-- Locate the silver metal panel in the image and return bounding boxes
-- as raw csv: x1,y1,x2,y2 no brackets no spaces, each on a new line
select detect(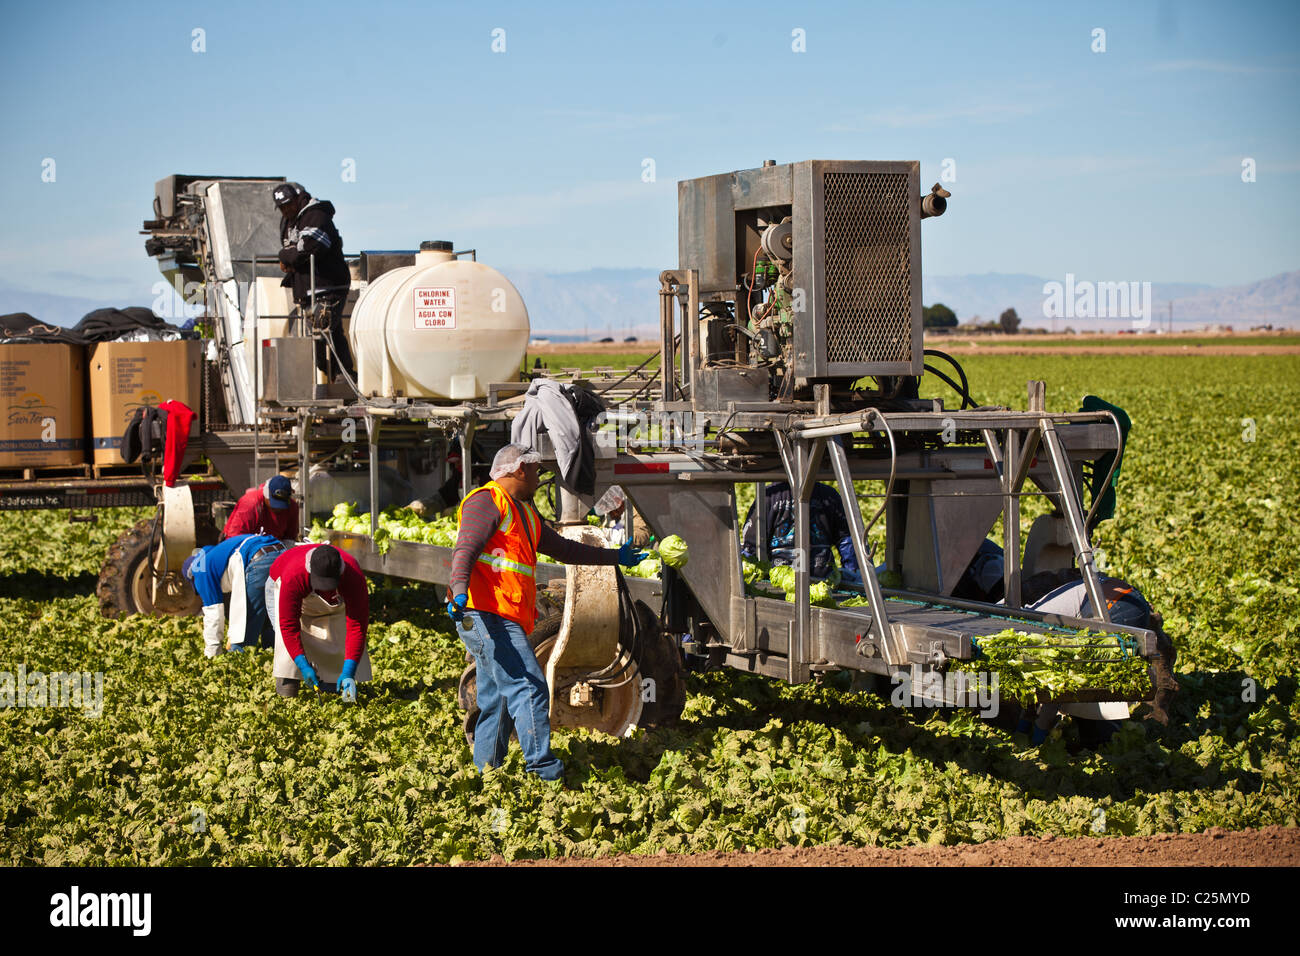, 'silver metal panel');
899,475,1004,595
694,366,770,408
677,173,736,293
261,338,317,404
624,483,740,645
204,180,285,287
792,161,817,385
730,163,793,210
